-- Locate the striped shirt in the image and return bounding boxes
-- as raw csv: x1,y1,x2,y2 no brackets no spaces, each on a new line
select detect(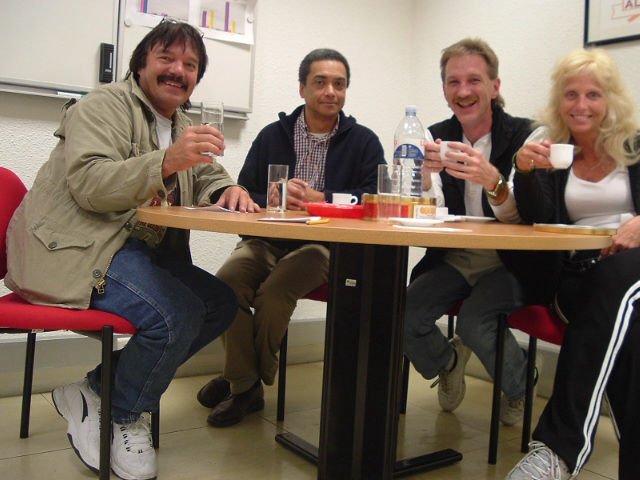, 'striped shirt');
293,110,339,191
